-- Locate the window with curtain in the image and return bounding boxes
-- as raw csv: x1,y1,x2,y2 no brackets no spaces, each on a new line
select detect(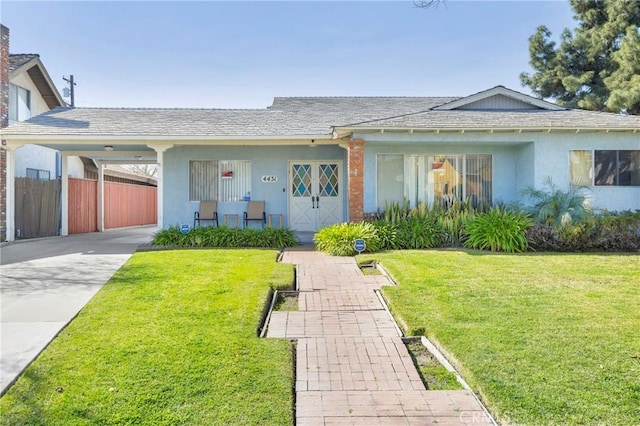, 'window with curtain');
376,154,492,210
189,160,251,201
569,150,593,186
570,150,640,186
